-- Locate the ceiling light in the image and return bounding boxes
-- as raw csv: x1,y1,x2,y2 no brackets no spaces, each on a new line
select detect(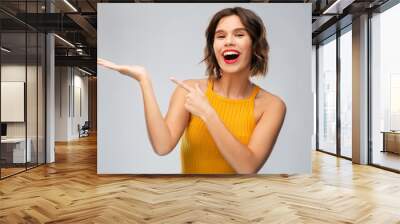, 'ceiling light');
1,47,11,53
323,0,341,14
322,0,353,15
63,0,78,12
54,34,75,48
78,67,92,76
